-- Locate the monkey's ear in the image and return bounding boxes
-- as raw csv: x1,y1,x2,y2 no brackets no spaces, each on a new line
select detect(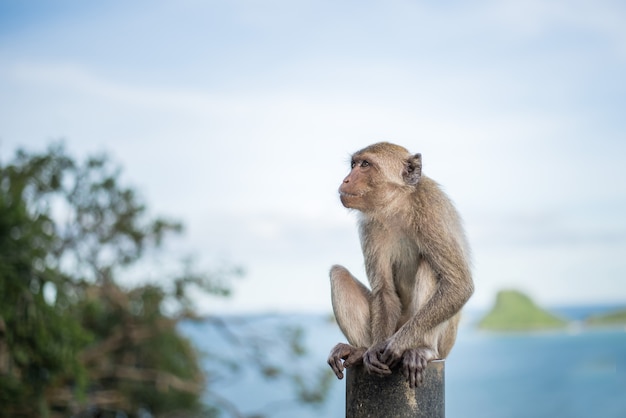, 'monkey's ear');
404,153,422,185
